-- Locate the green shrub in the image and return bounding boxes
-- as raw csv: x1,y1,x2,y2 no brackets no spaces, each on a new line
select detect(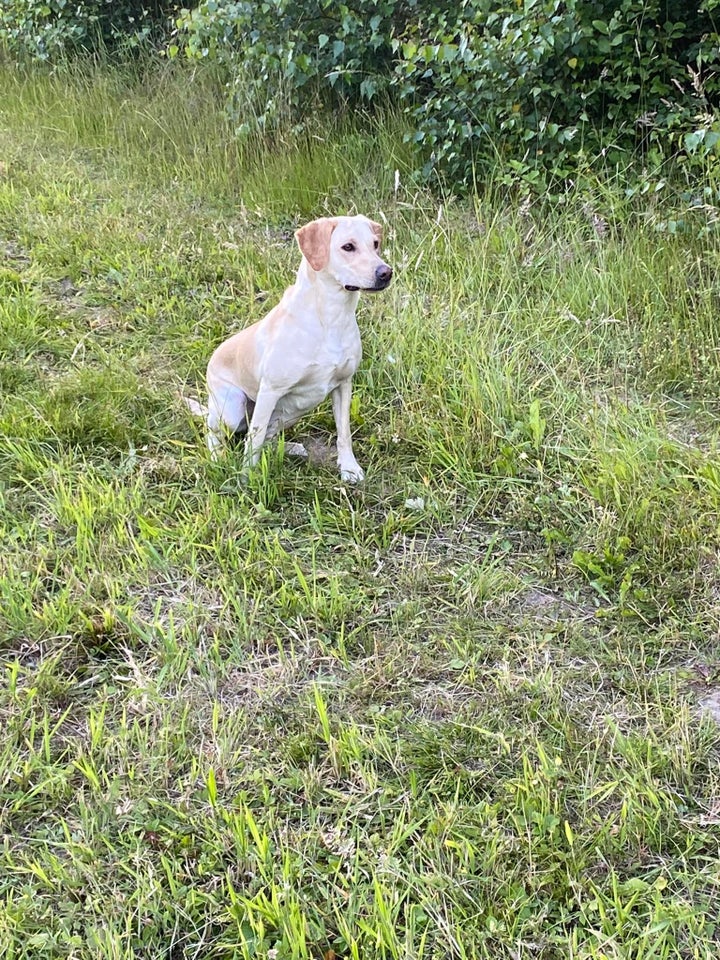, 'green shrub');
0,0,174,59
4,0,720,189
174,0,426,131
175,0,720,188
395,0,720,186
